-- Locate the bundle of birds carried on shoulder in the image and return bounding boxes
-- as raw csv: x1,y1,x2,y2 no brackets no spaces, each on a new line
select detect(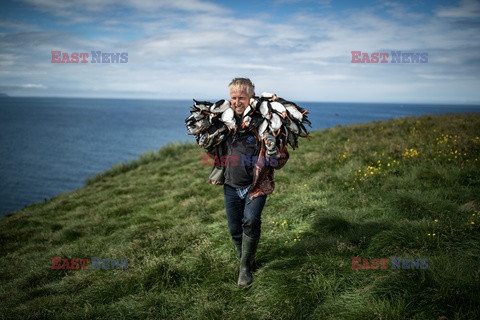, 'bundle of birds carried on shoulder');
185,92,312,153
